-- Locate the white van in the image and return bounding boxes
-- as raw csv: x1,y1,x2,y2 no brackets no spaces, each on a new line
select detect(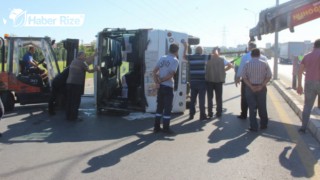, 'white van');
94,28,199,113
